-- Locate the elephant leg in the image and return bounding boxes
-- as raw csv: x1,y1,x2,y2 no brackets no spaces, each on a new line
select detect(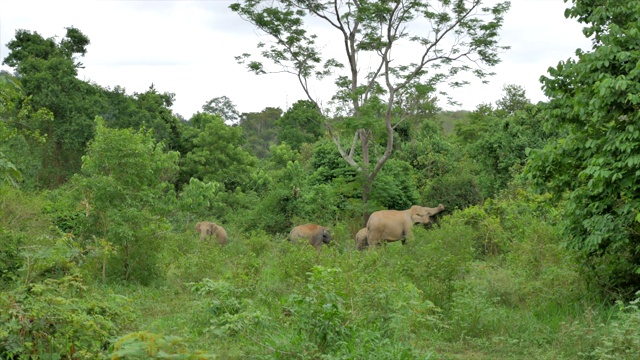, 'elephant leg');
367,230,380,247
